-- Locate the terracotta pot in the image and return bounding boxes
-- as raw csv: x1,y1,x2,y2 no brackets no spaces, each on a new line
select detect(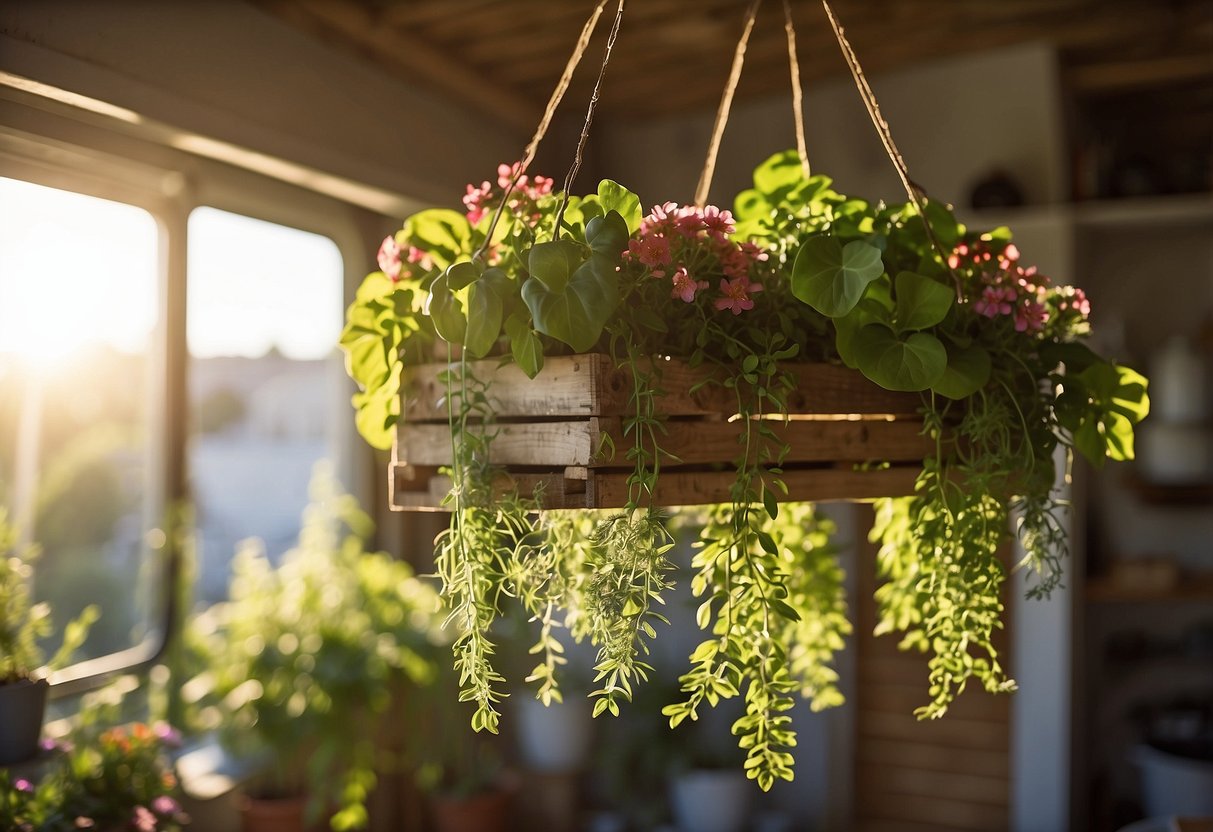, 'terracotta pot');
0,677,48,765
239,792,309,832
430,789,511,832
